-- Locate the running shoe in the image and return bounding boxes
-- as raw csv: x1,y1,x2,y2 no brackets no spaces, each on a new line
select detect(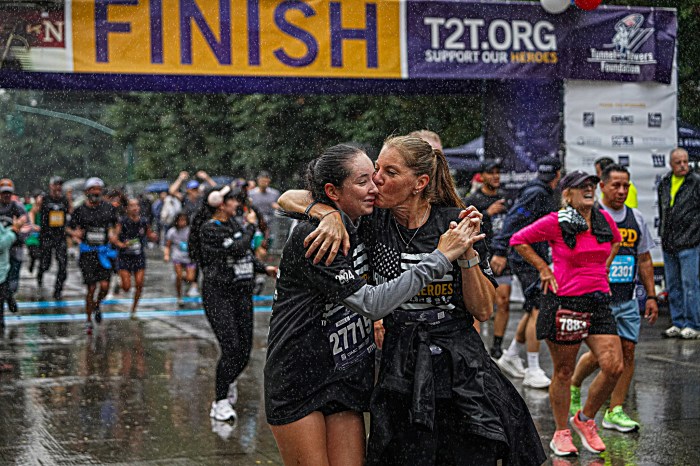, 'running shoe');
187,284,200,297
497,354,526,378
177,298,185,307
680,328,700,339
569,385,582,416
549,429,578,457
210,399,237,422
663,325,682,338
210,419,234,440
602,406,640,432
94,303,102,324
570,410,606,453
490,345,503,360
523,368,551,389
85,321,93,335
